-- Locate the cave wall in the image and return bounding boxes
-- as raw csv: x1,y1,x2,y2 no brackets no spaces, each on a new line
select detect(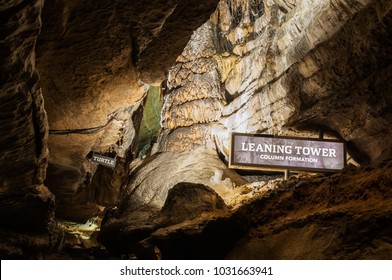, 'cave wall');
158,0,392,165
1,0,392,259
0,0,59,256
34,0,219,221
0,0,220,256
100,0,392,256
